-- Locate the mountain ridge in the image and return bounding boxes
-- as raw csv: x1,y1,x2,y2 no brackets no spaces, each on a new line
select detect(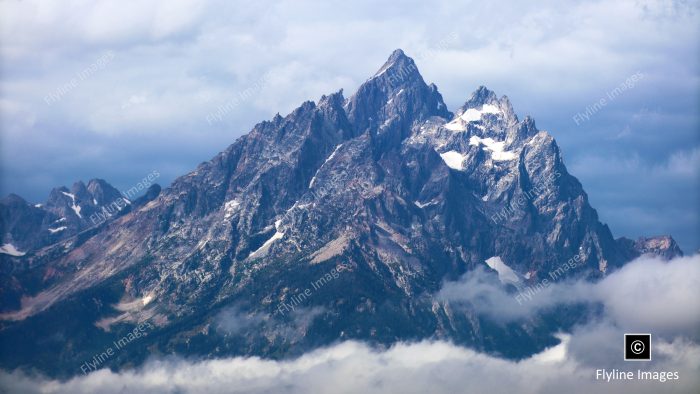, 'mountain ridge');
0,49,683,378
